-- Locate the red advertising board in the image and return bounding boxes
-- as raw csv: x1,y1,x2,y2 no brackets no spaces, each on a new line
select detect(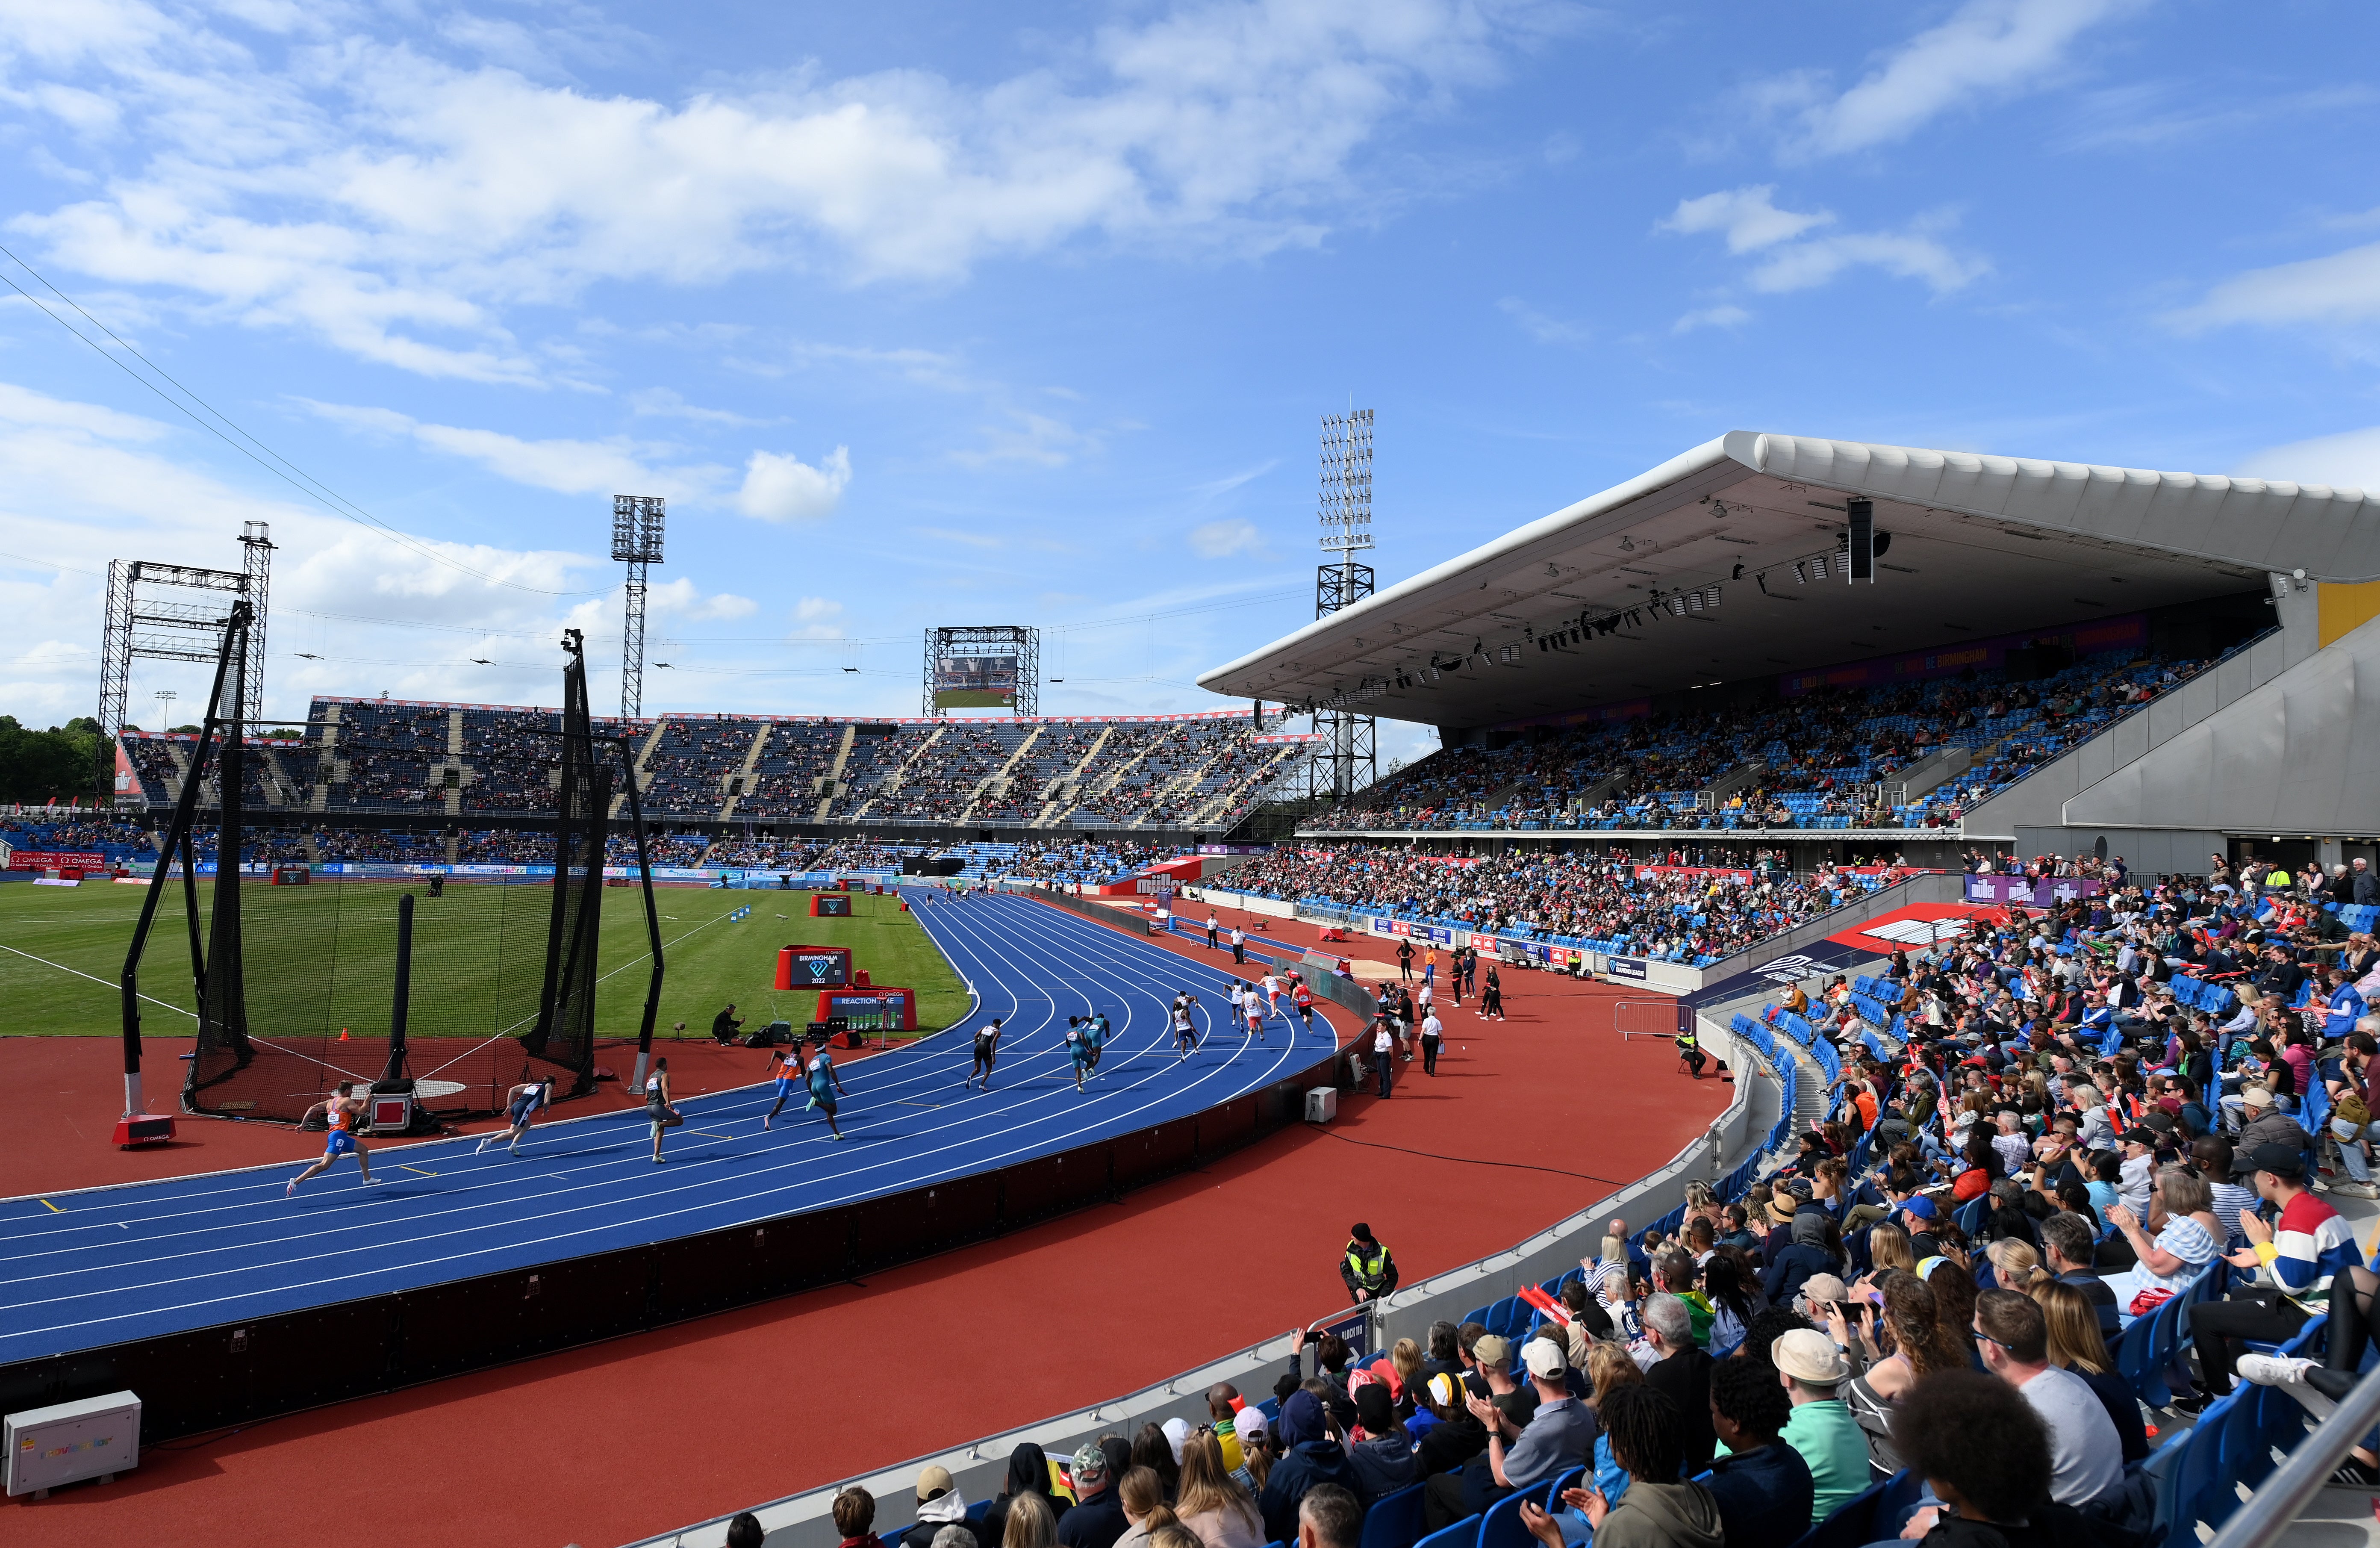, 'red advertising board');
7,851,108,871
